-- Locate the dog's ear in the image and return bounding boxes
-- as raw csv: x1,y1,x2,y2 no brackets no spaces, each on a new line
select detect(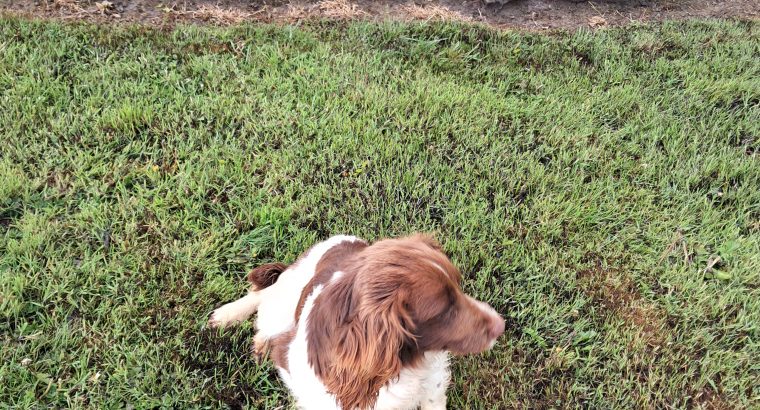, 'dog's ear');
407,232,443,252
307,274,414,410
306,276,357,377
406,233,462,285
247,263,288,290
